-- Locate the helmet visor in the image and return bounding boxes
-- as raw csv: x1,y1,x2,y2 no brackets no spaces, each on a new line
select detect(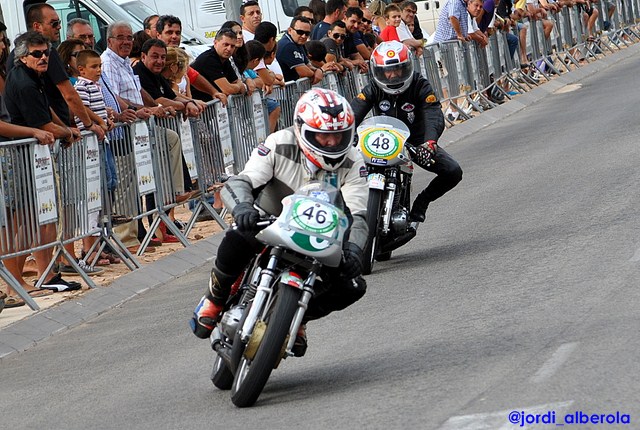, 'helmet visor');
372,62,413,89
304,129,353,155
